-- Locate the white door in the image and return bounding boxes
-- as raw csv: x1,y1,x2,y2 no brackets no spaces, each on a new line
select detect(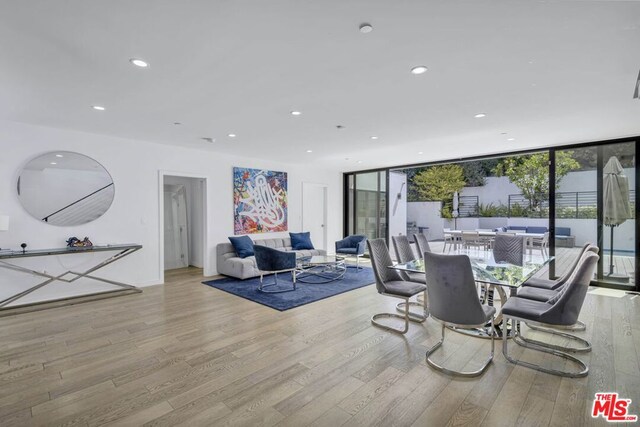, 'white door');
302,182,328,251
164,184,189,270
